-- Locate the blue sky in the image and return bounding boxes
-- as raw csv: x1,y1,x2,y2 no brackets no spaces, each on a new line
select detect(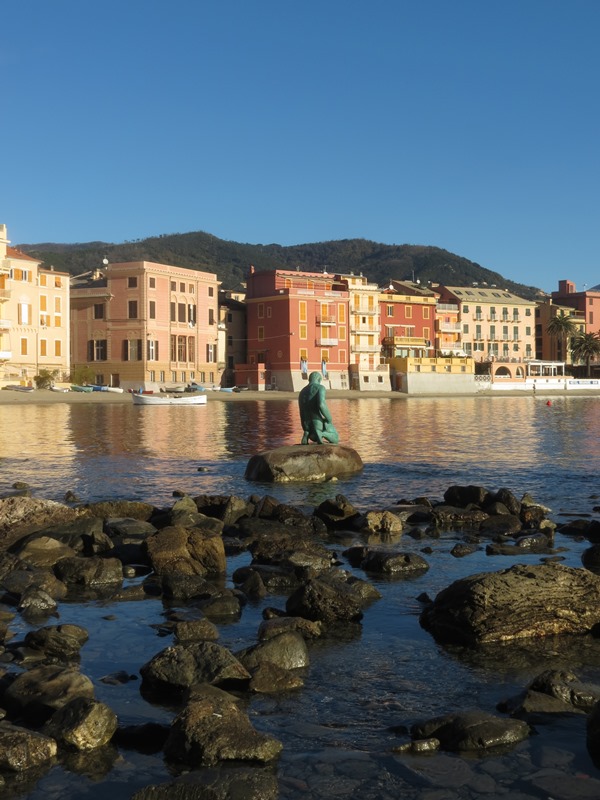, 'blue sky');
3,0,599,293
